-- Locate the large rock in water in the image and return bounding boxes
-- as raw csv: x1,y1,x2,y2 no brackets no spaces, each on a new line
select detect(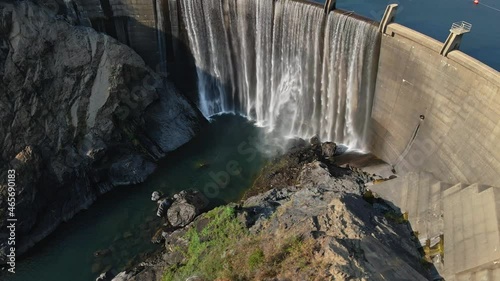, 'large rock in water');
167,190,208,227
0,1,204,262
